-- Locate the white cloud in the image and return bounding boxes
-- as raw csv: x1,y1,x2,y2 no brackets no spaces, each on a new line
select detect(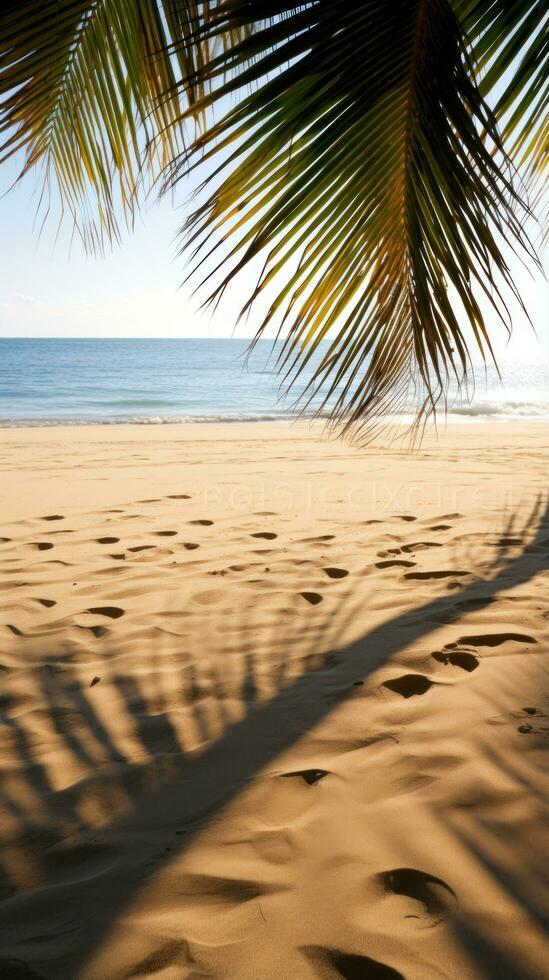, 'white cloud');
13,292,39,305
